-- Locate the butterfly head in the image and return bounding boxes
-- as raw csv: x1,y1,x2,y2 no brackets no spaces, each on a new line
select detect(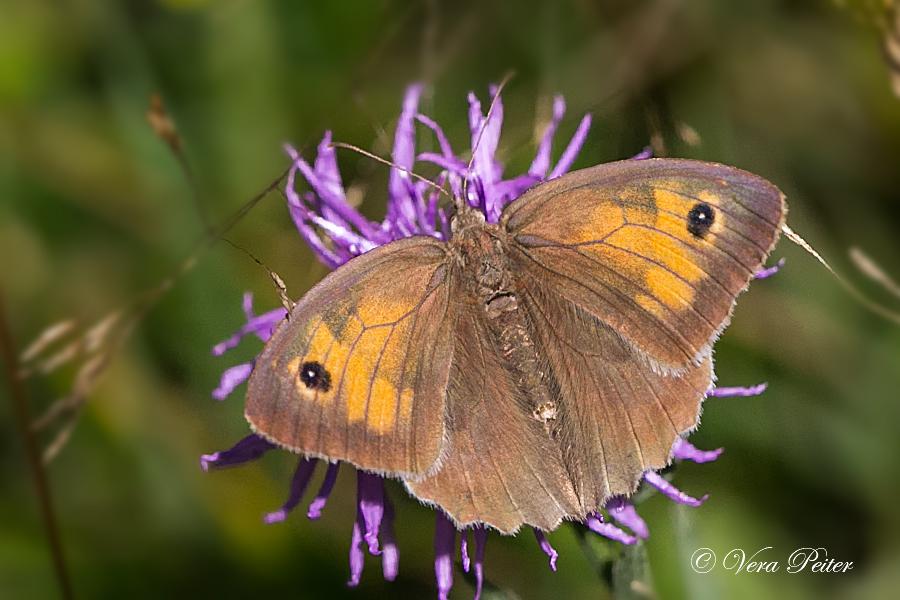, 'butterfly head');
449,200,486,237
